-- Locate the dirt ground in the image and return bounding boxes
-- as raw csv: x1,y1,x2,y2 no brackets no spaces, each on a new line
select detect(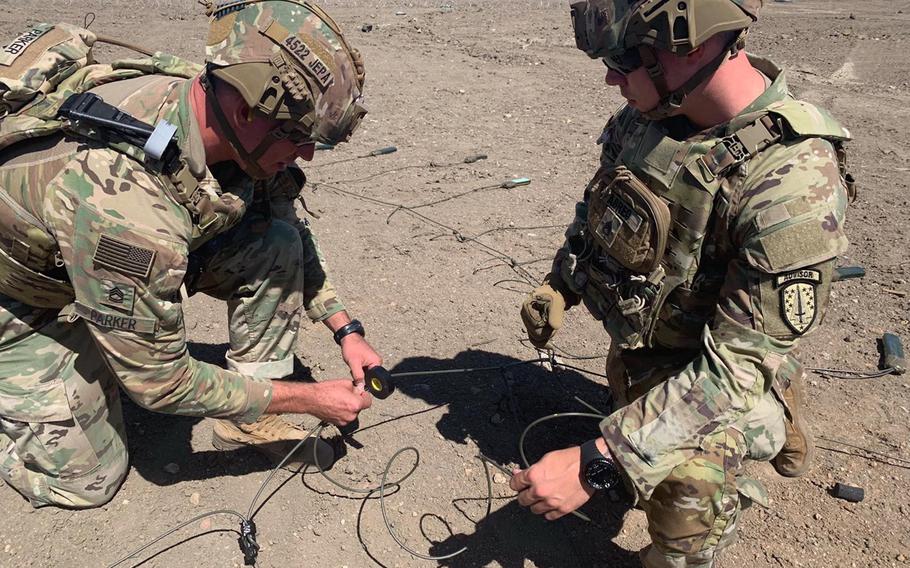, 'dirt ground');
2,0,910,566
